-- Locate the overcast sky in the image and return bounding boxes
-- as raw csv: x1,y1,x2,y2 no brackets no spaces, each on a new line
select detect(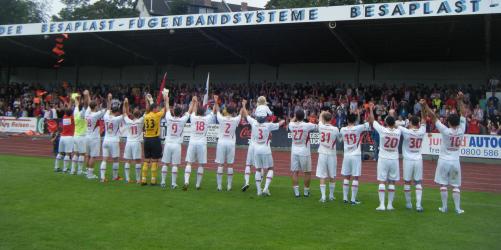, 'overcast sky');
49,0,269,16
